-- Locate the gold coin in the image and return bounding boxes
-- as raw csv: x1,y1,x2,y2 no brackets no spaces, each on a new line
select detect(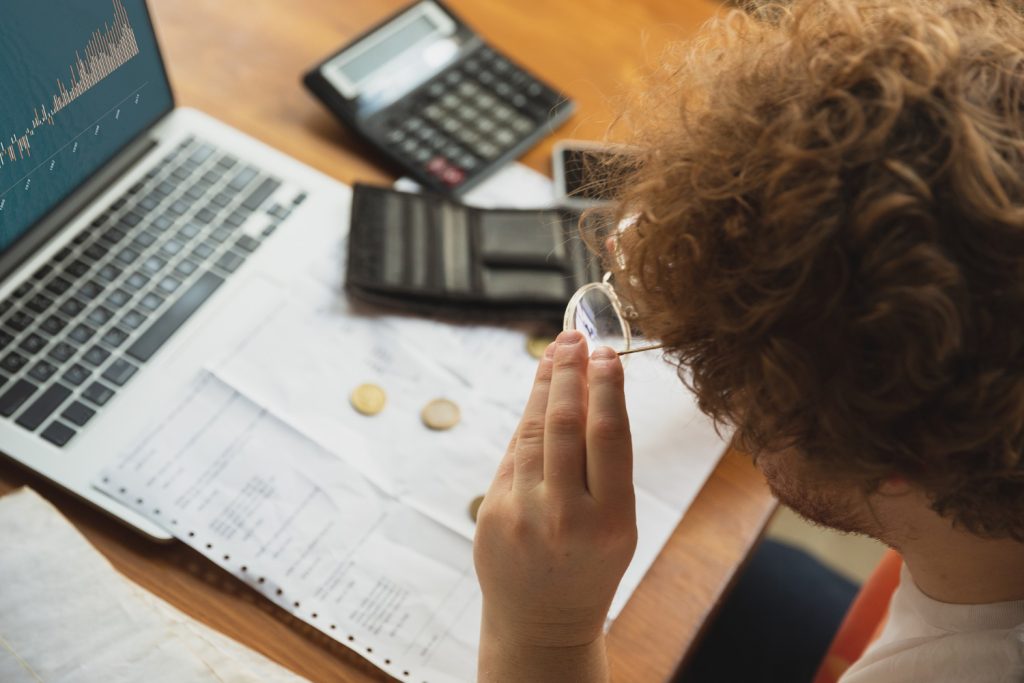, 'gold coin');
525,334,554,360
421,398,461,430
350,383,387,416
468,495,485,523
